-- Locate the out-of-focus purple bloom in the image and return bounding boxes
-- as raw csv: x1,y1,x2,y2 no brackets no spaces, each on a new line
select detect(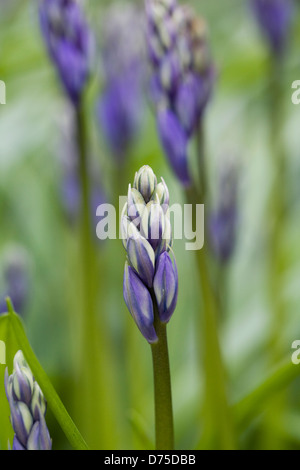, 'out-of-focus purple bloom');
209,158,239,264
251,0,294,56
145,0,214,186
97,3,146,161
0,247,29,316
122,166,178,343
157,107,190,186
39,0,92,106
5,351,52,451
